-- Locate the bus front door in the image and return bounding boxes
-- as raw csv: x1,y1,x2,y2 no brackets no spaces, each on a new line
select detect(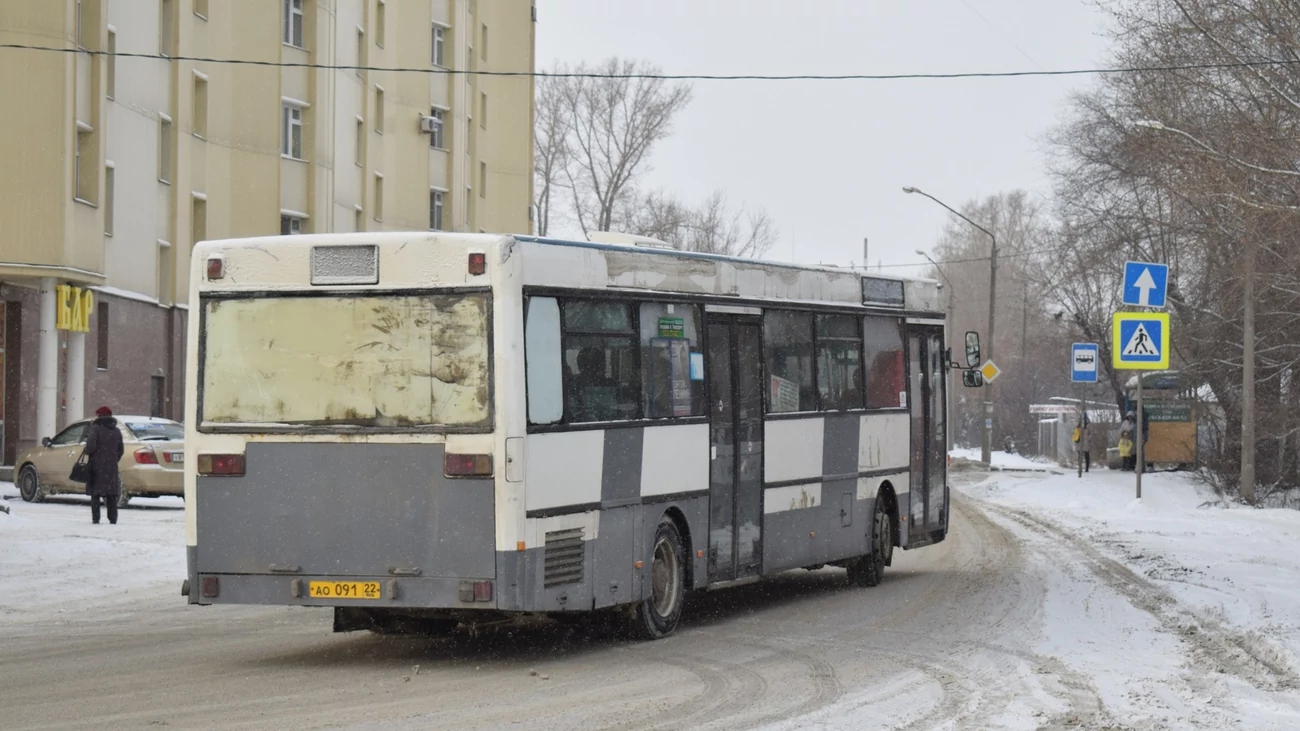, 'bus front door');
706,315,764,583
906,325,949,548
